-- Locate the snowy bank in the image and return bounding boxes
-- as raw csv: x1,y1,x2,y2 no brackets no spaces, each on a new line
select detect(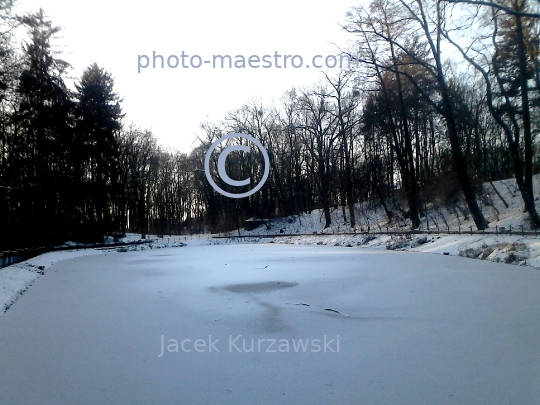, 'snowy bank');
0,249,105,315
211,233,540,270
212,175,540,269
0,234,192,317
